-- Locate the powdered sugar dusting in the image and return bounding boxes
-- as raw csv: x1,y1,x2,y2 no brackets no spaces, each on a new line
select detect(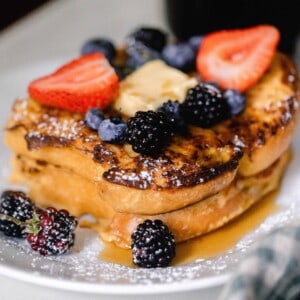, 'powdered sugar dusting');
1,106,300,293
10,99,86,143
28,114,85,141
0,198,300,291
